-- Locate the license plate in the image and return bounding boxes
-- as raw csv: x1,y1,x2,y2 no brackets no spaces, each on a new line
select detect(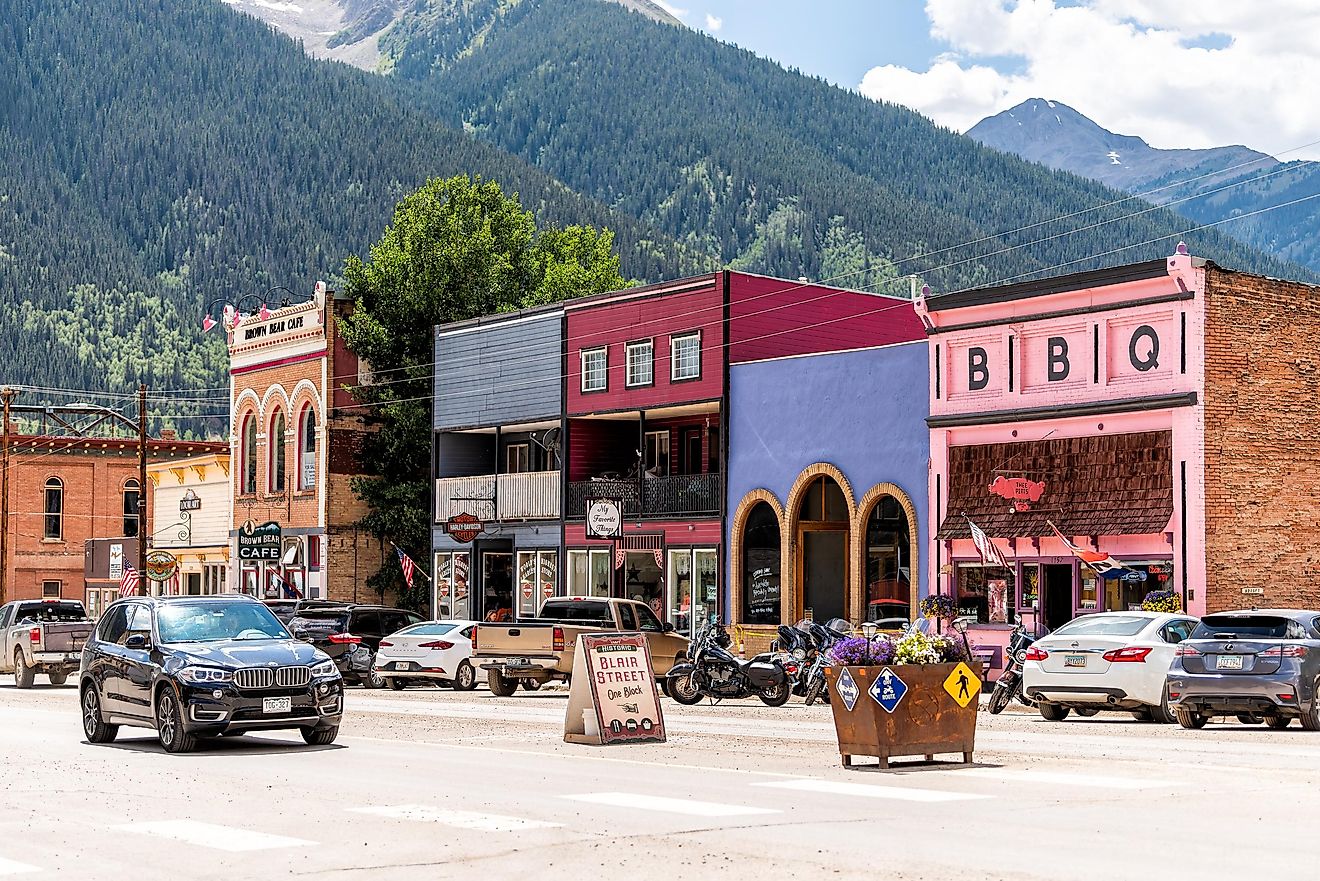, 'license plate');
392,662,414,671
262,697,292,714
1065,654,1087,668
1216,655,1244,670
